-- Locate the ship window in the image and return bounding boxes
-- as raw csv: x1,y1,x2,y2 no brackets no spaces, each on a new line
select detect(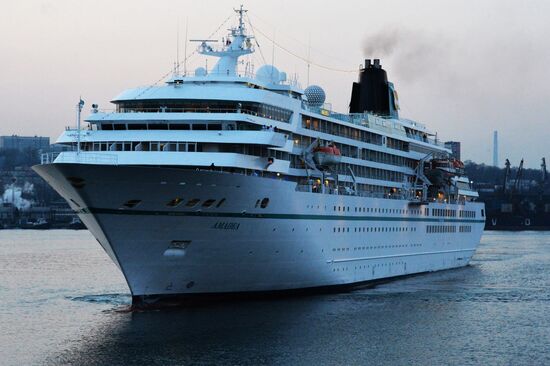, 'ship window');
188,144,196,152
481,209,485,217
260,198,270,208
185,198,200,207
193,124,207,130
202,199,216,208
167,198,183,207
149,123,168,130
128,123,147,130
114,124,125,130
208,124,222,130
102,123,113,130
170,124,190,130
122,199,141,208
216,198,226,208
